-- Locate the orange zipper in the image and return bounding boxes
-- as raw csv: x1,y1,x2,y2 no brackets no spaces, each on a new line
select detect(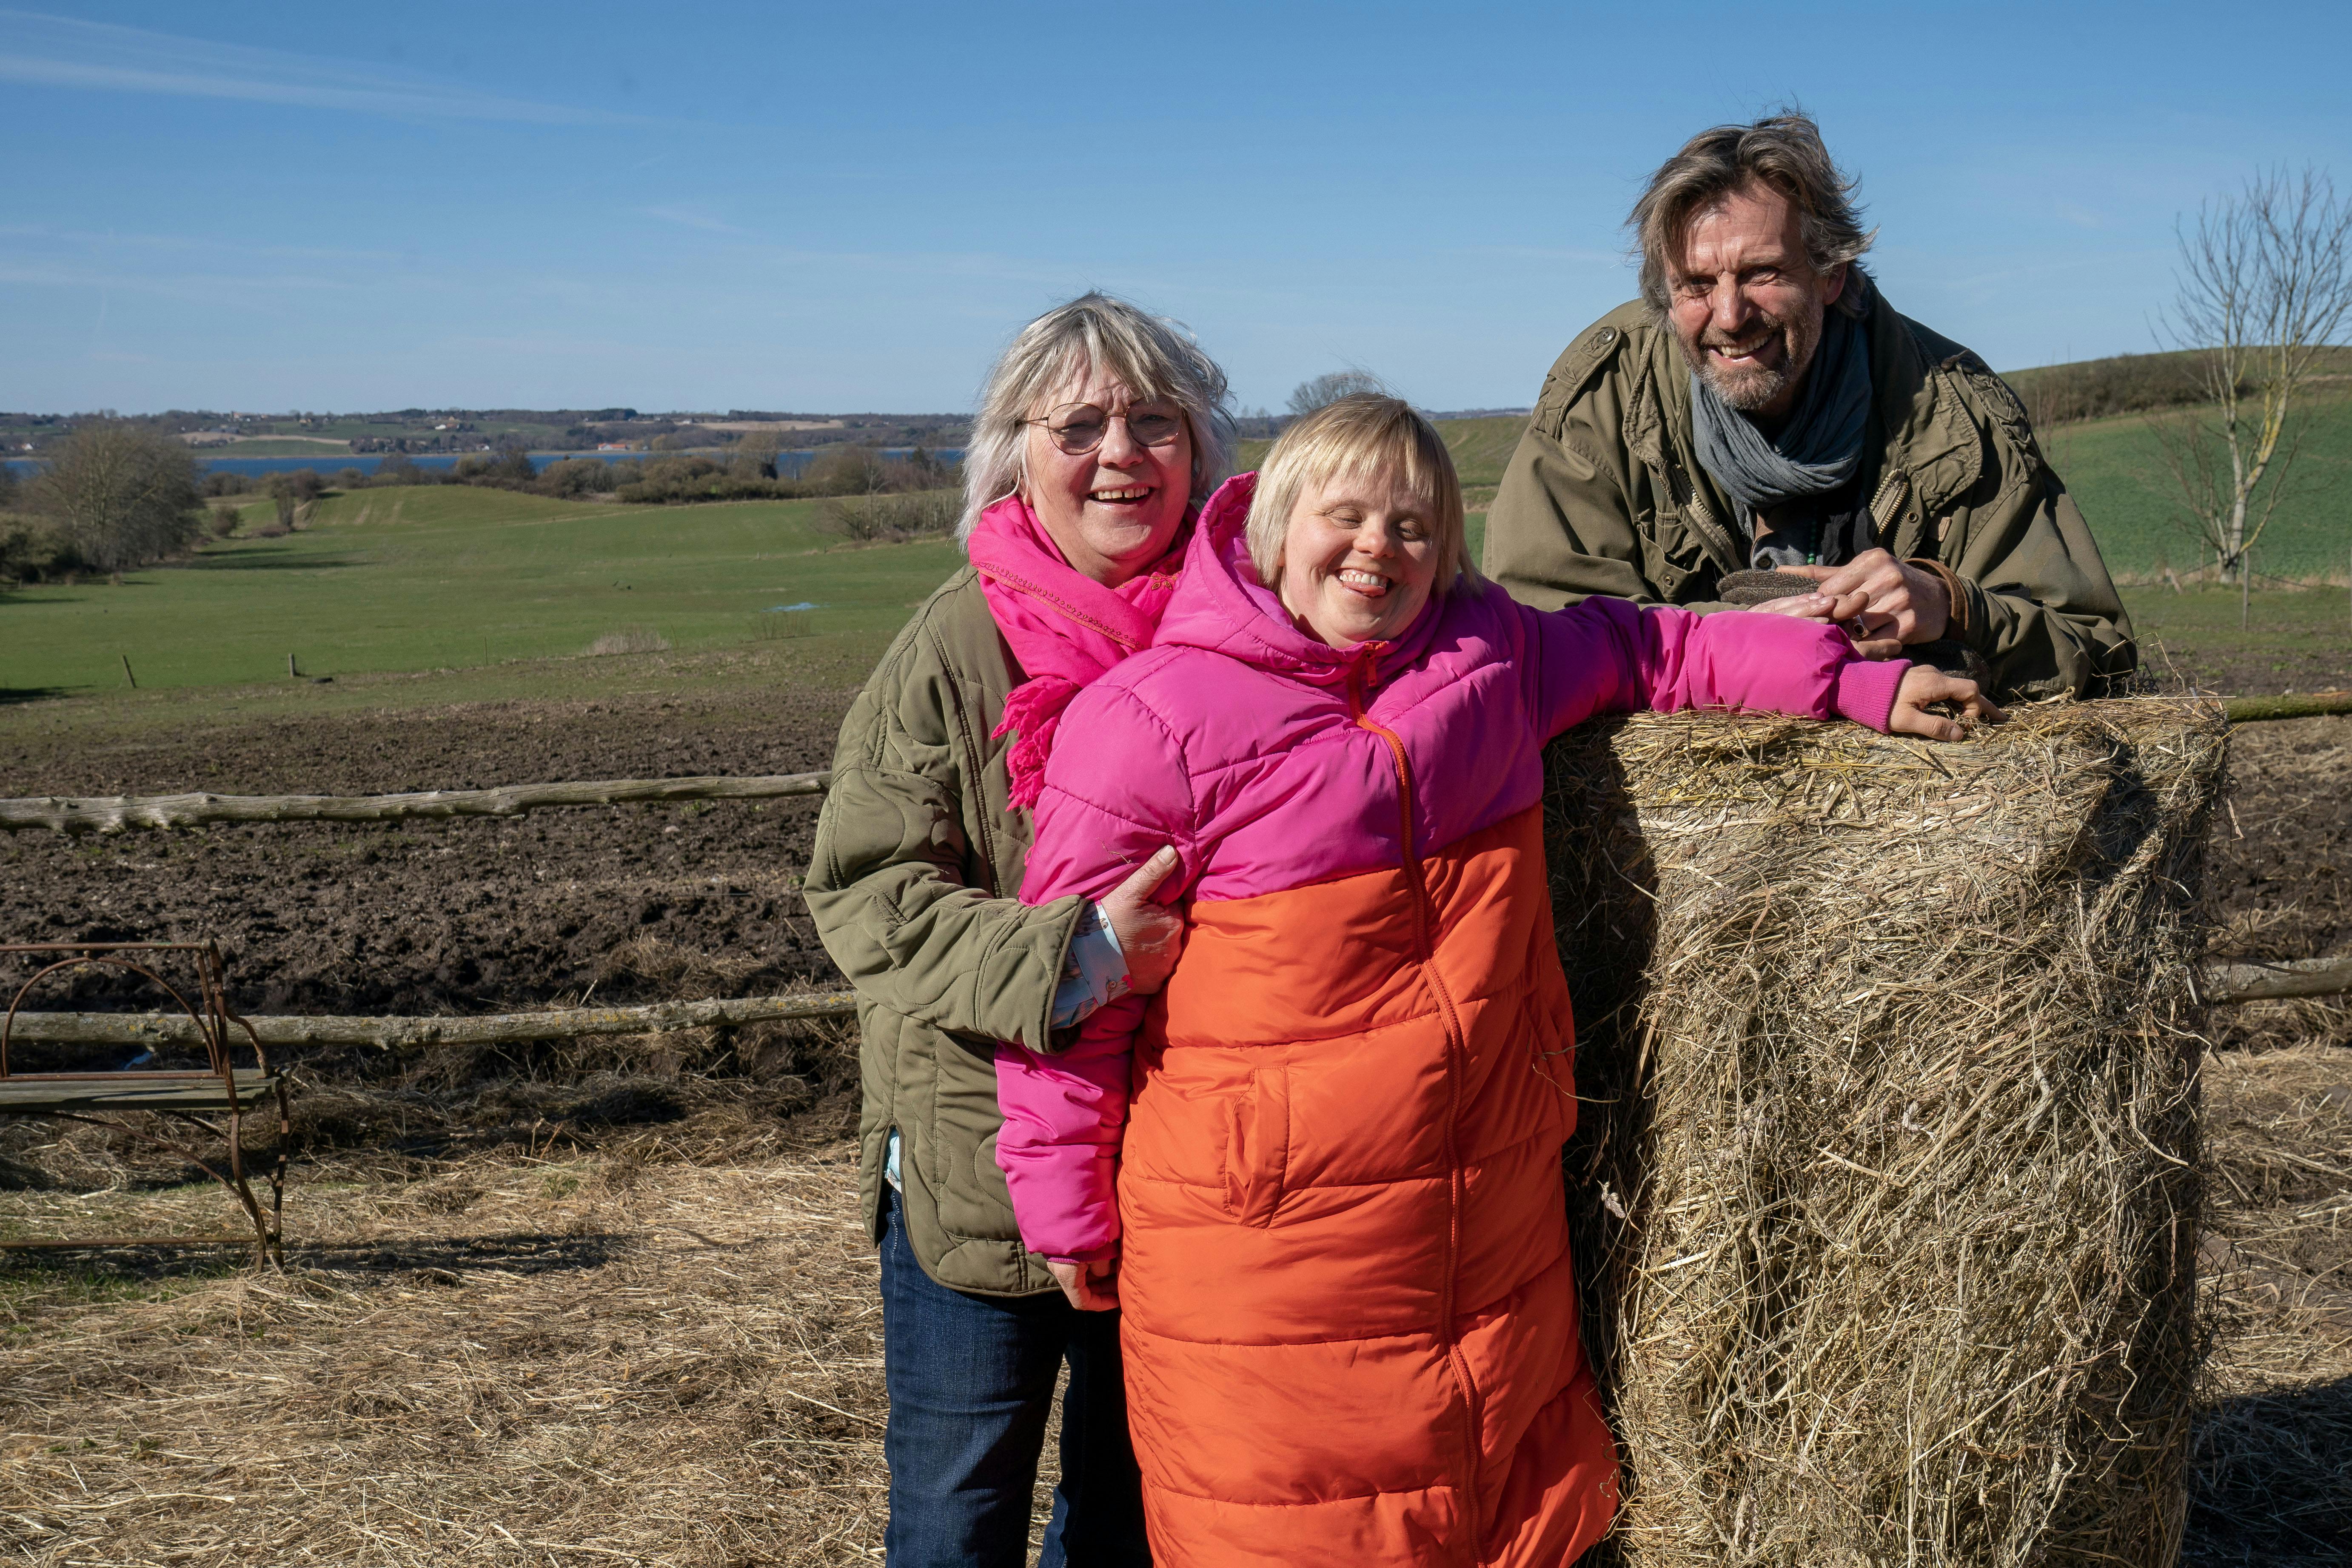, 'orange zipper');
1347,658,1485,1545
